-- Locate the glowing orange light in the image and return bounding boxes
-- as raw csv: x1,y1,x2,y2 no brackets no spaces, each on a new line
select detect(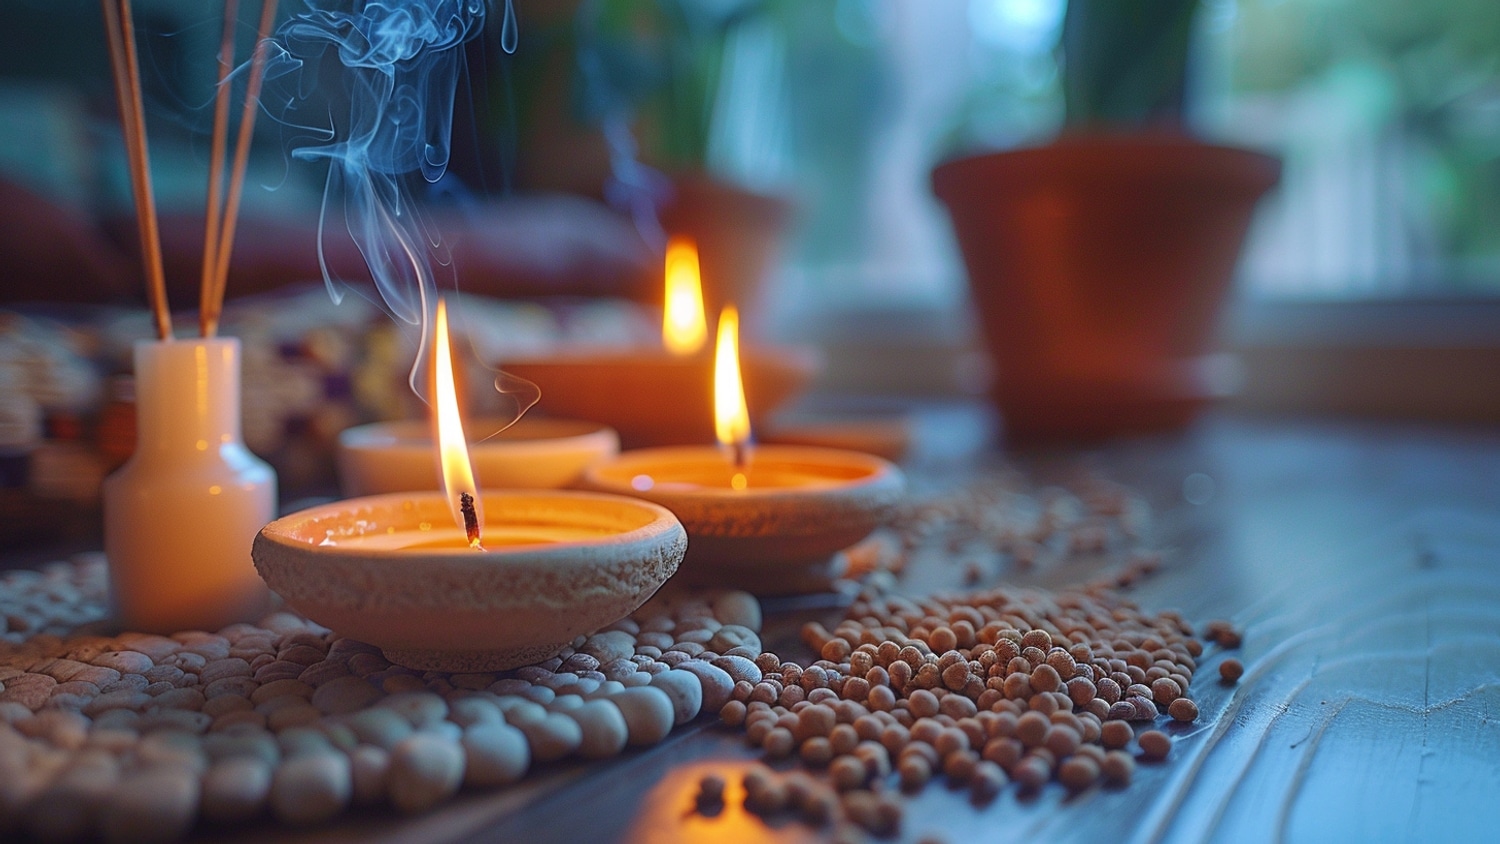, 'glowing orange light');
662,236,707,356
433,297,483,549
713,304,751,486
